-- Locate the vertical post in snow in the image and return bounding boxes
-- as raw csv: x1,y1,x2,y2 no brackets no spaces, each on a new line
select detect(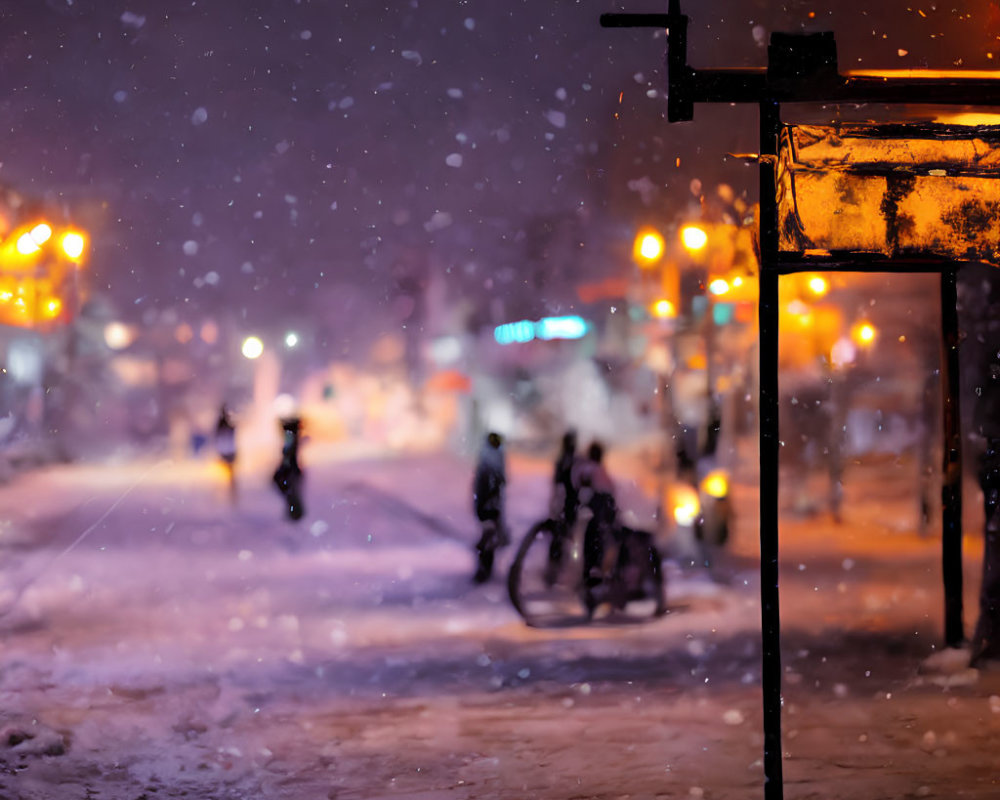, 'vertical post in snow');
940,267,964,647
758,98,784,800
